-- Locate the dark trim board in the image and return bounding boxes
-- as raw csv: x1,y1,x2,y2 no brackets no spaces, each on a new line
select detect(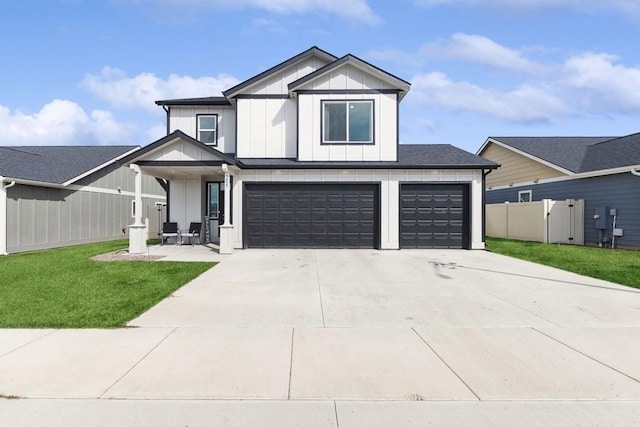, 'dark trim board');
399,183,471,249
234,94,290,99
243,182,380,249
137,160,226,167
295,89,400,95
